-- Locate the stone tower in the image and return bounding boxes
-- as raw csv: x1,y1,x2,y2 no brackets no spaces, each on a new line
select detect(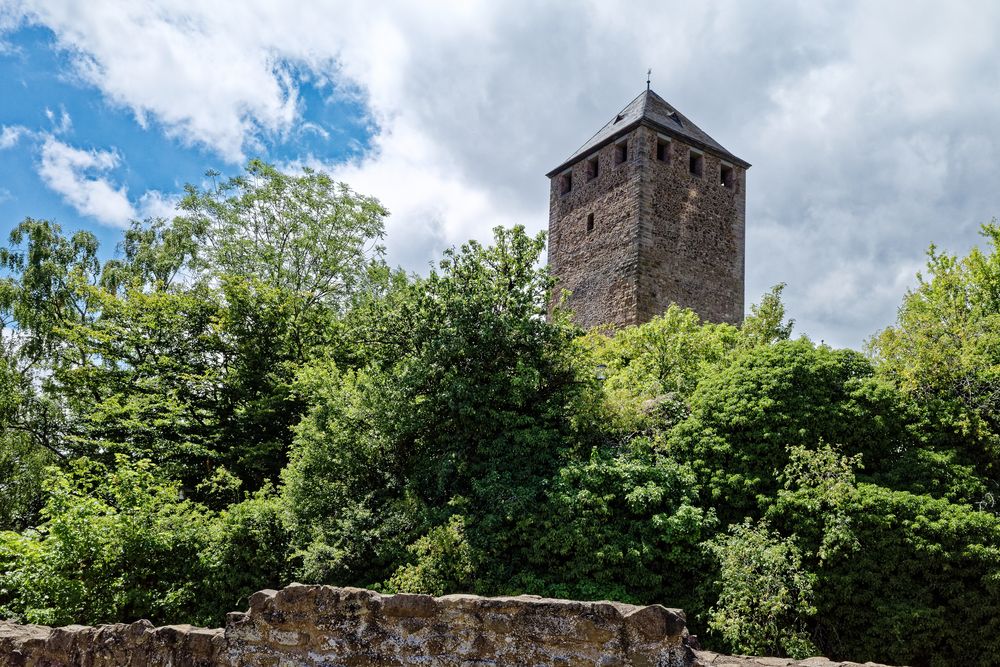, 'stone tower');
546,89,749,328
